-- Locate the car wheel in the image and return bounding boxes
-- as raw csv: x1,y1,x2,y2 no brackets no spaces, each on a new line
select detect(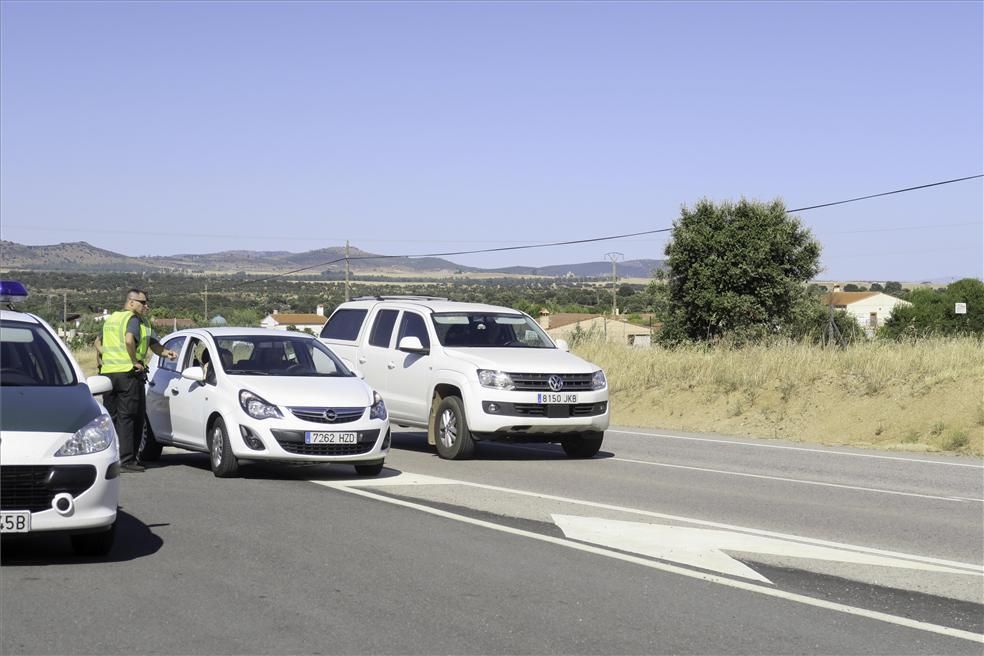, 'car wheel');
70,522,116,557
354,462,384,476
208,417,239,478
433,396,475,460
138,418,163,462
561,431,603,459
